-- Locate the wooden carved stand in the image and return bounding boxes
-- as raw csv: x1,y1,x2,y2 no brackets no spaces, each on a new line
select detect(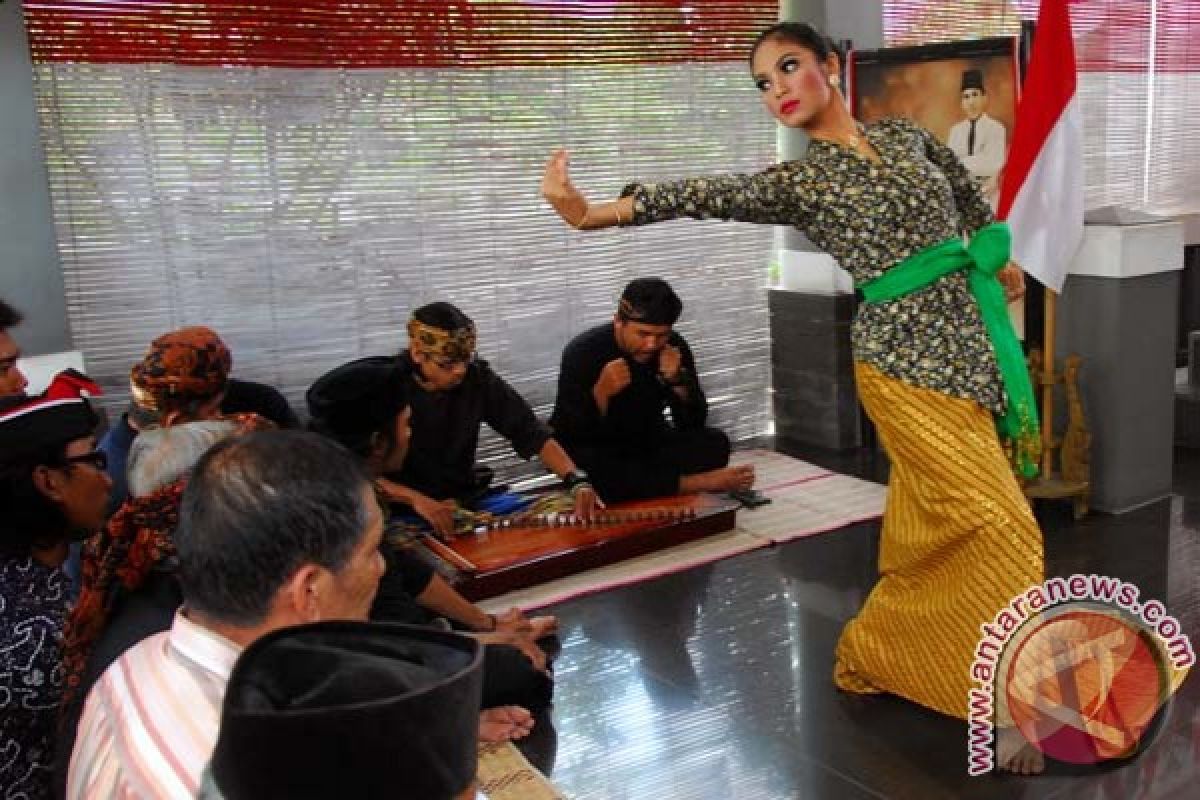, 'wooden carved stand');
1021,290,1091,518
